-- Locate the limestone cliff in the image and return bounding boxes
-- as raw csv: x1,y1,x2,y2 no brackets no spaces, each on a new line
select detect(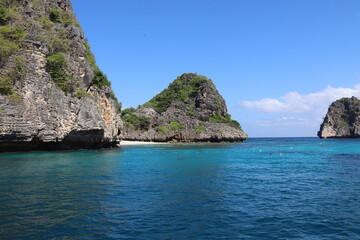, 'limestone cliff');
121,73,247,142
0,0,122,151
318,96,360,138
